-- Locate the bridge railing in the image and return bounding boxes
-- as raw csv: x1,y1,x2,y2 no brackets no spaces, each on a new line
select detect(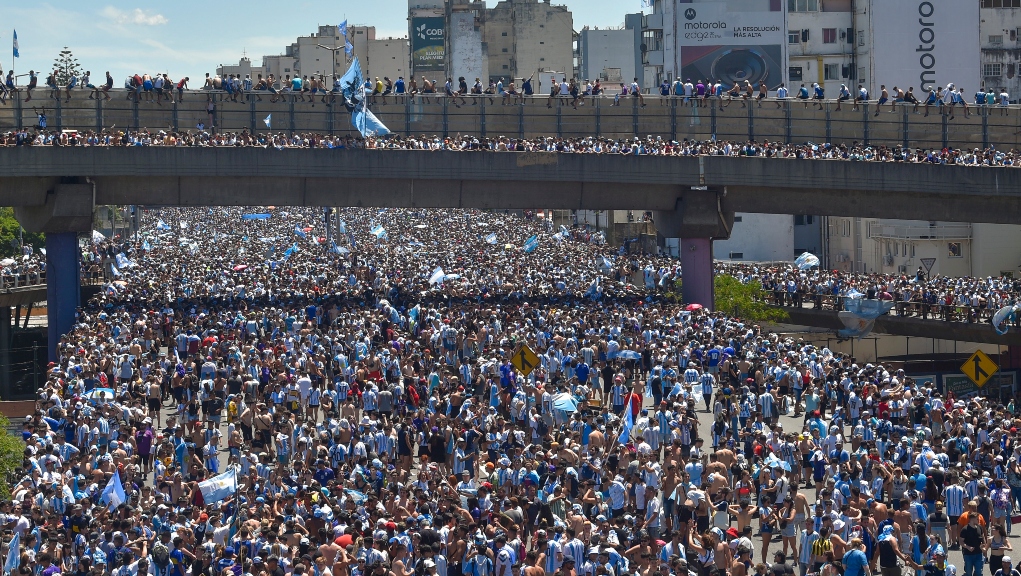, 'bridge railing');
768,292,1013,326
2,89,1019,150
0,270,45,290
